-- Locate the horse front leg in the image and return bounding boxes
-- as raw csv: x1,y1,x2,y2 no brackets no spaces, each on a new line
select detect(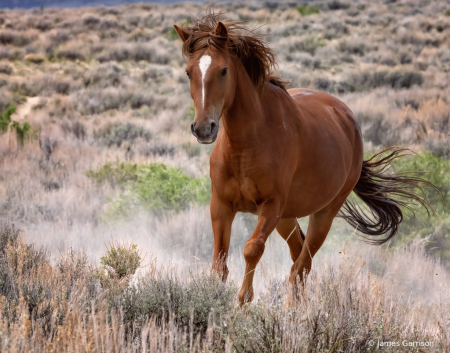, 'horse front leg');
210,191,236,282
238,199,283,305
